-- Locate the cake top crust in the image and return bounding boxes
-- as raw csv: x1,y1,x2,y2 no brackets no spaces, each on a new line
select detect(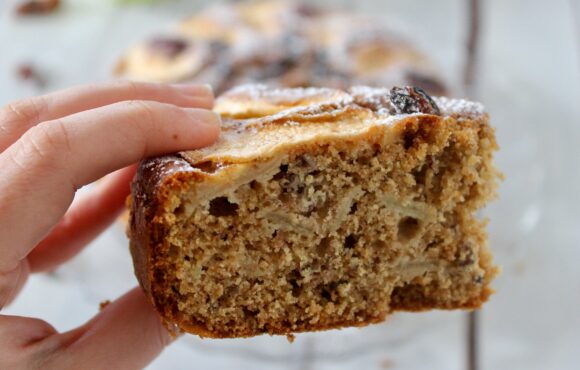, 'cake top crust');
173,85,487,168
215,84,485,119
